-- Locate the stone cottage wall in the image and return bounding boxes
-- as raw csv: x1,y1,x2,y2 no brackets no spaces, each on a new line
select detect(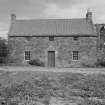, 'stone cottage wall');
8,36,97,67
